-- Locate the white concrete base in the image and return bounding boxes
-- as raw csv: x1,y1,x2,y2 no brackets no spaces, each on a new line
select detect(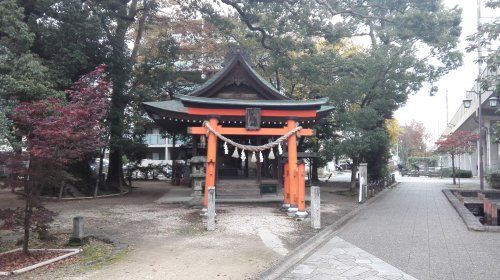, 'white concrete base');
295,211,308,218
281,203,290,211
295,211,309,221
287,206,298,217
0,248,81,276
201,208,217,218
